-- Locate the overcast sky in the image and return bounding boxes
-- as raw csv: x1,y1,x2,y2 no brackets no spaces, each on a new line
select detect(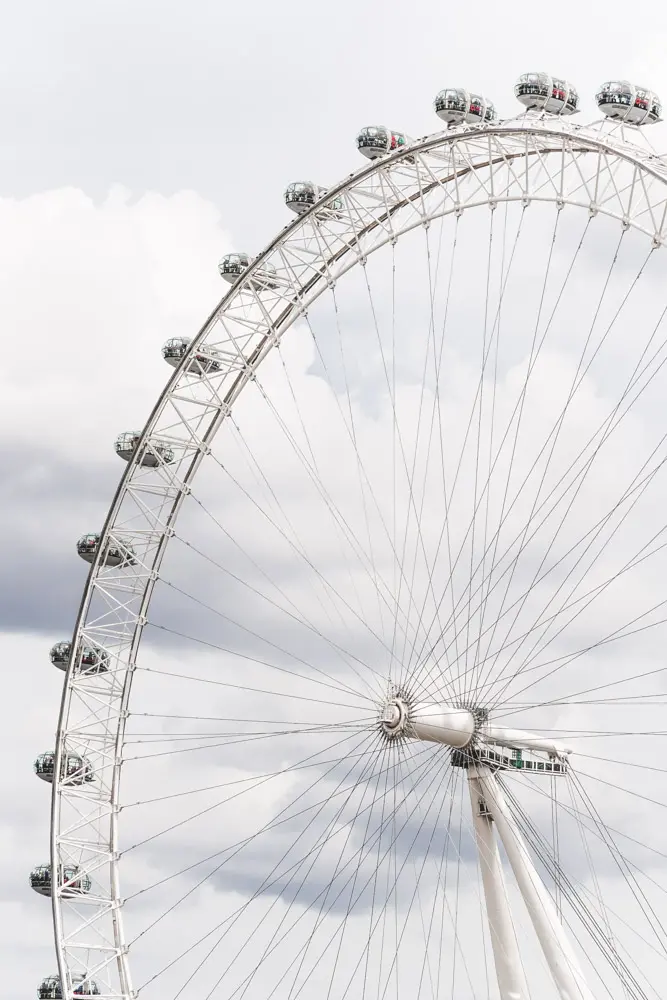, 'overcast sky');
7,3,667,999
2,0,667,244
